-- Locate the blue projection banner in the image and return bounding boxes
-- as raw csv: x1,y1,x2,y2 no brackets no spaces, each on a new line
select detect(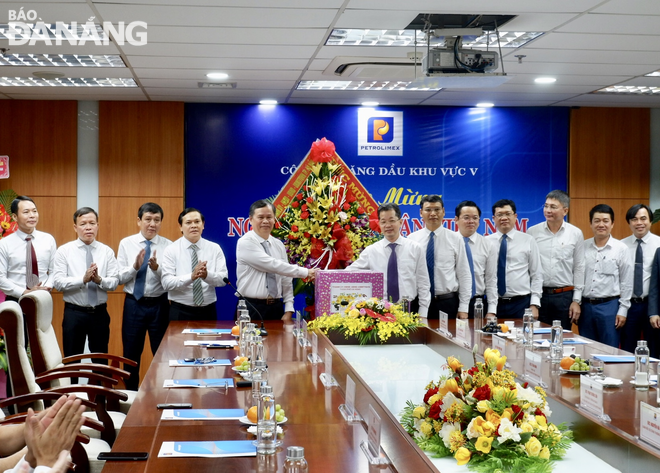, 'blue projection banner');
184,104,569,319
